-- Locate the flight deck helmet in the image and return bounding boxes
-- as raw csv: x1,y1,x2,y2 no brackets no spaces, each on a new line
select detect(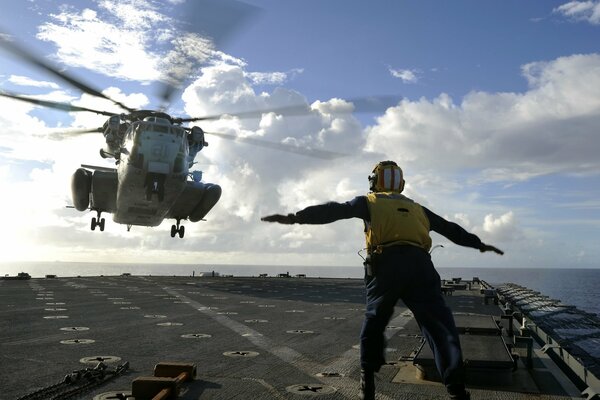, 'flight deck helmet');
368,161,405,193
